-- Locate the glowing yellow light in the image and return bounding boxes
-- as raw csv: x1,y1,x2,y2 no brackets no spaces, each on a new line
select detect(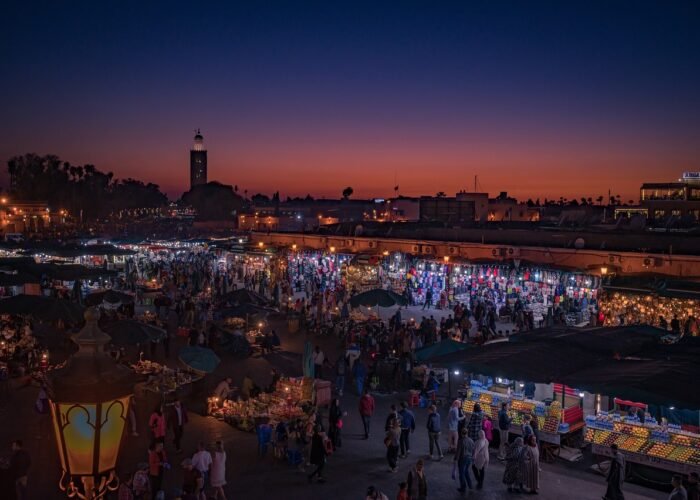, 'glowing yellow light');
600,267,608,275
443,256,450,263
